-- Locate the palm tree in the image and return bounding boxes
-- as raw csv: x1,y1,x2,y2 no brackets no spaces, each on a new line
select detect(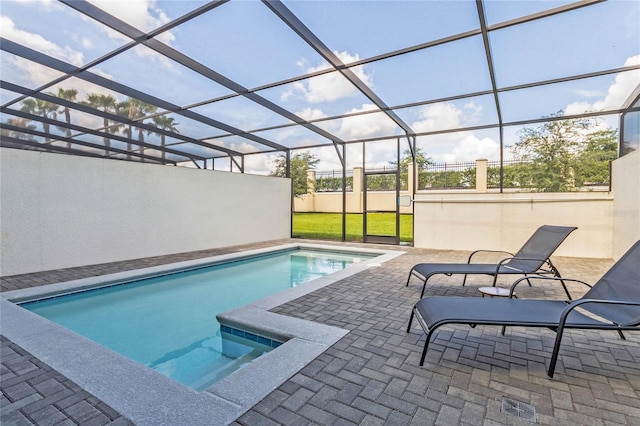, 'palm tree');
151,115,179,161
19,98,58,143
52,88,78,146
1,117,36,140
117,97,157,160
84,93,118,155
